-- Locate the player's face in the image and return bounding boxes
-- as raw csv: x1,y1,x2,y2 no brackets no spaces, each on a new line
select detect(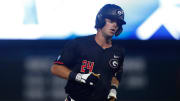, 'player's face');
101,18,119,37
